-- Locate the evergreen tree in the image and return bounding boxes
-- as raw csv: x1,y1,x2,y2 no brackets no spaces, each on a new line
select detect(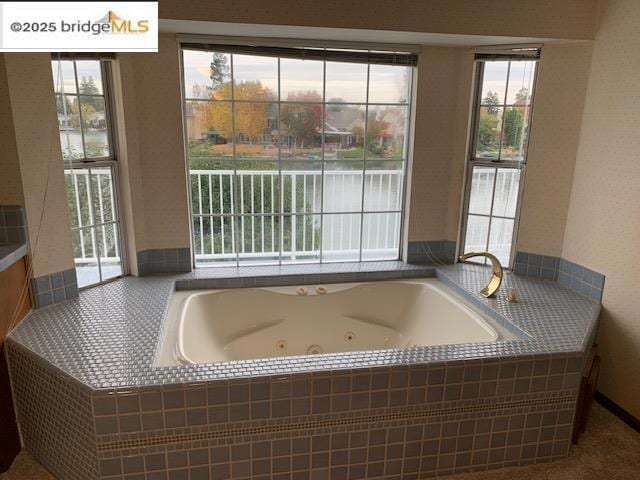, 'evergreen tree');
79,76,102,110
482,91,500,114
210,53,229,90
